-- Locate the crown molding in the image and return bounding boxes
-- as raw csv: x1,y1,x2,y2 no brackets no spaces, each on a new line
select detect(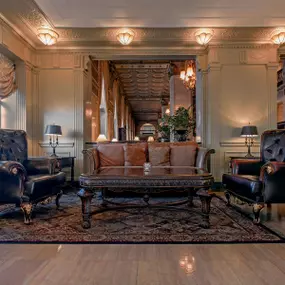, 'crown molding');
1,0,284,51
